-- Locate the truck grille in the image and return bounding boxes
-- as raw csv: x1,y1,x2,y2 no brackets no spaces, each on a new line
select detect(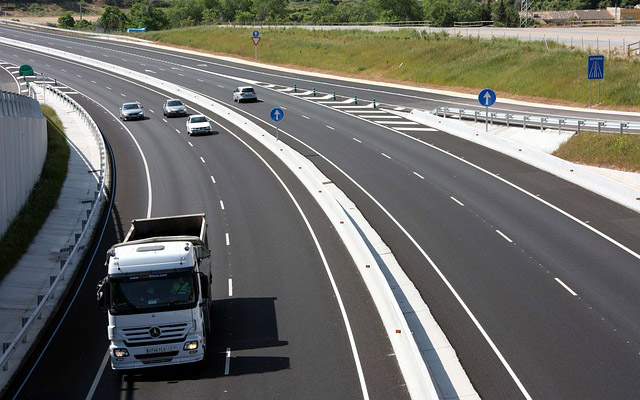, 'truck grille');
122,323,190,347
